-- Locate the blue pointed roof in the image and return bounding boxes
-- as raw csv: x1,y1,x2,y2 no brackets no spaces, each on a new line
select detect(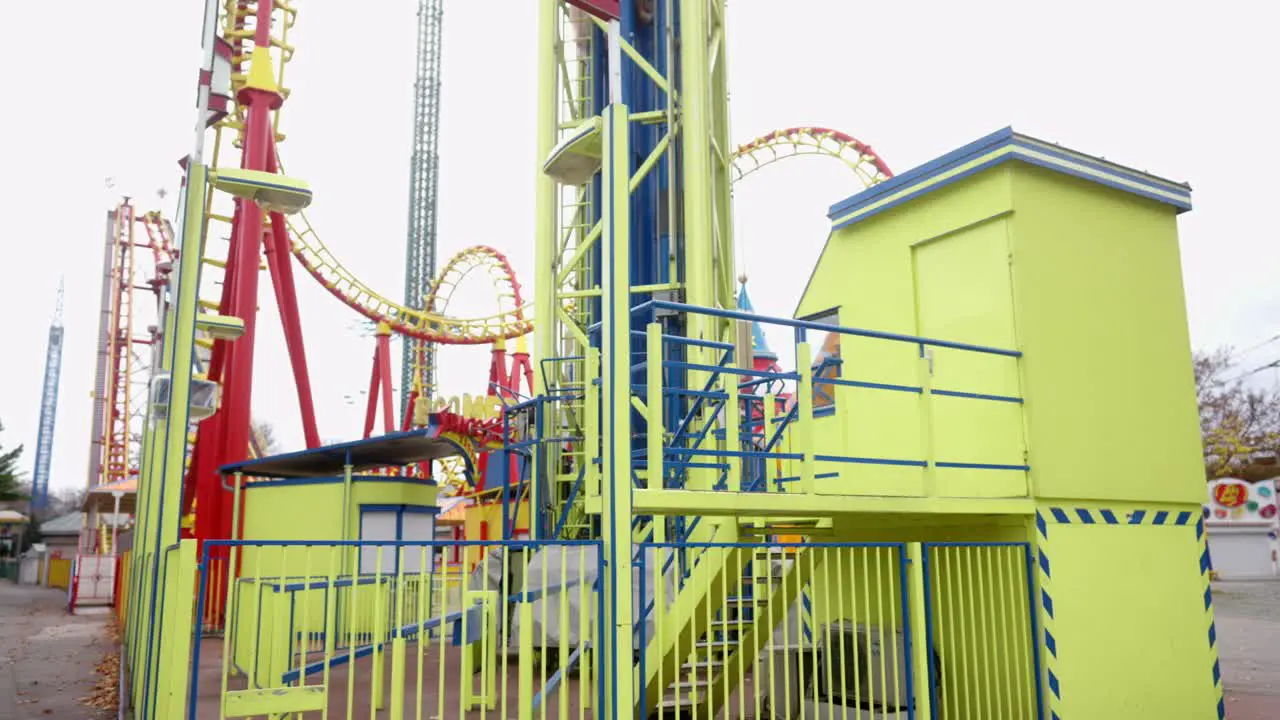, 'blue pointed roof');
736,279,776,360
